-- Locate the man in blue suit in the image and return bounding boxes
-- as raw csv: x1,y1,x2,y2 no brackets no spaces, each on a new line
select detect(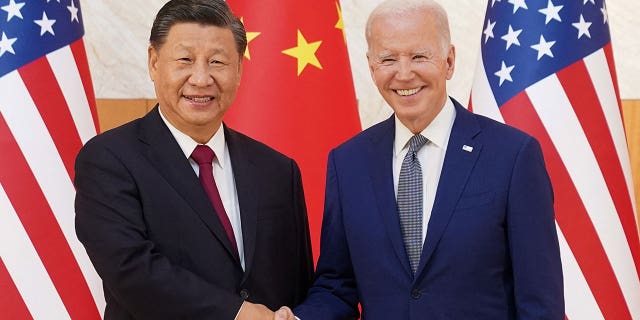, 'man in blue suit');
288,0,564,319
